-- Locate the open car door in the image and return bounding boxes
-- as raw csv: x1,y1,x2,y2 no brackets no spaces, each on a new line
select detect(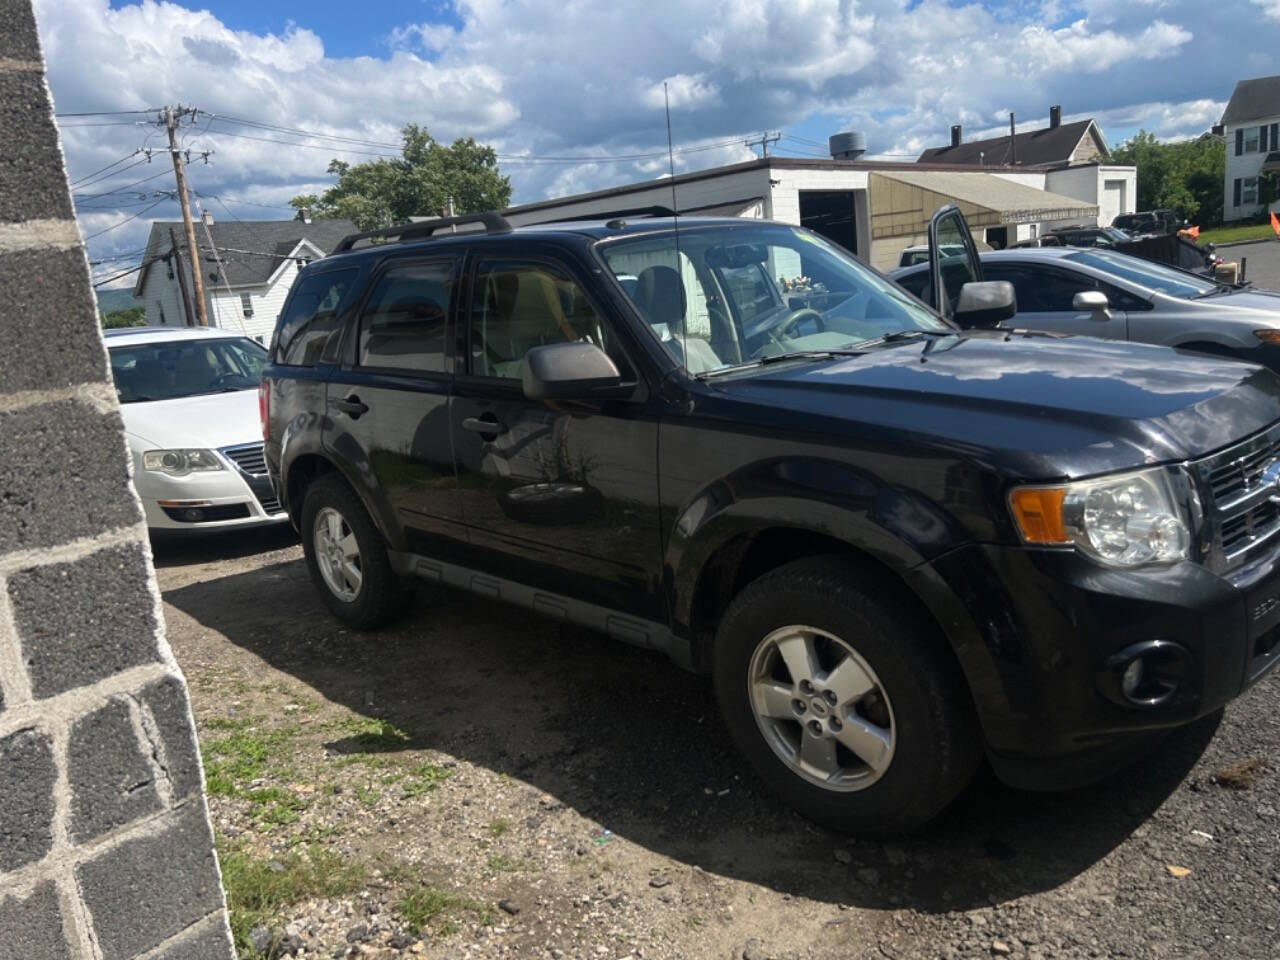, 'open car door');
927,204,1017,329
